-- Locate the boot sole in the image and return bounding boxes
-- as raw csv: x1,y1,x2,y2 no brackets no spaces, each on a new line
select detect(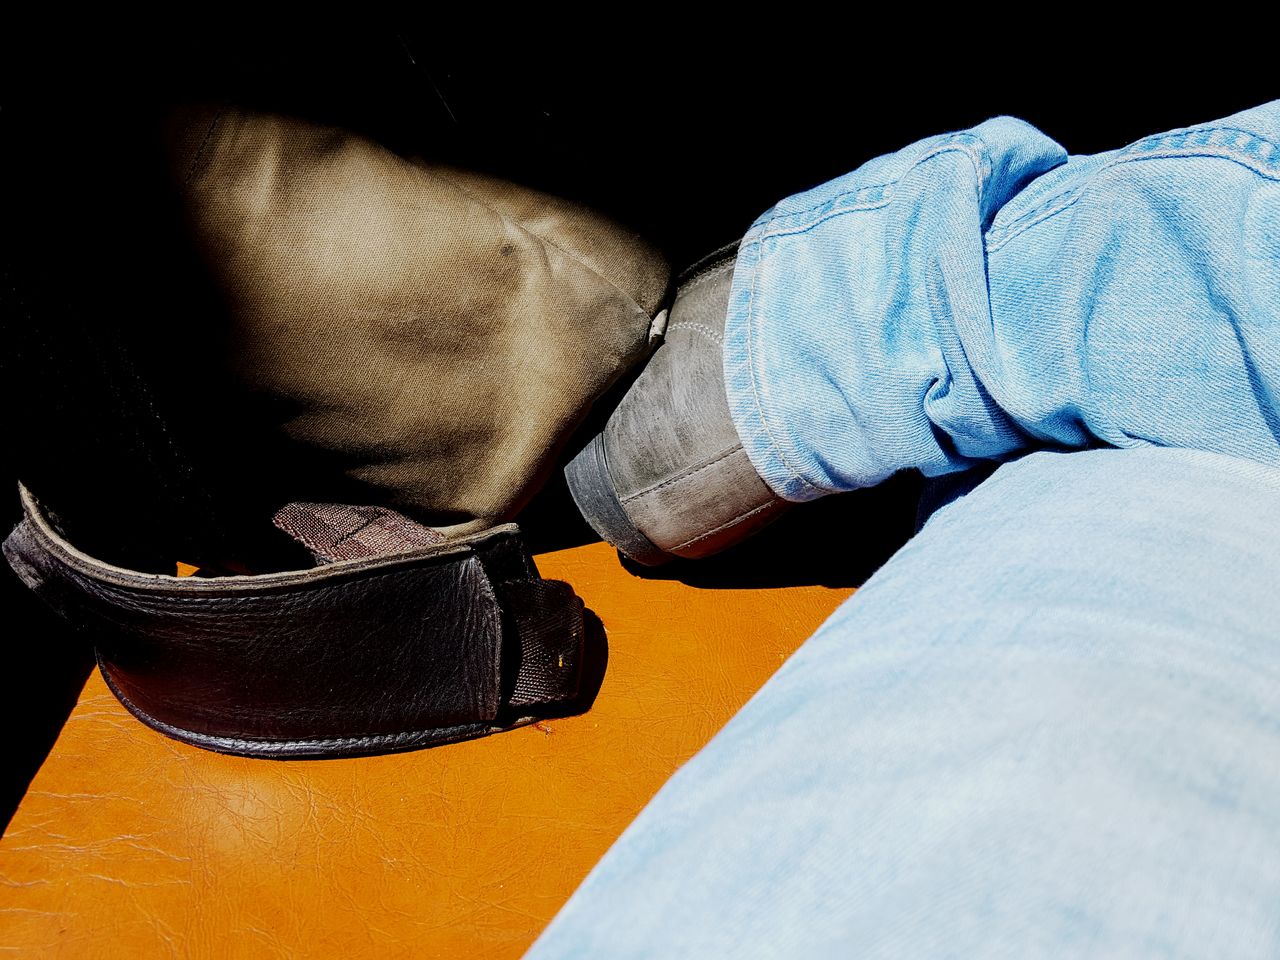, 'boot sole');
565,434,674,567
